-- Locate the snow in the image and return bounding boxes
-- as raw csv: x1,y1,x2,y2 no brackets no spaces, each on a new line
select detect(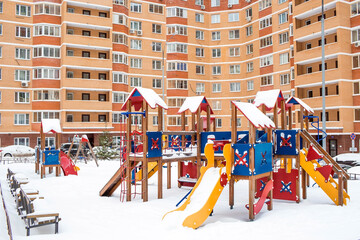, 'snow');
178,96,213,114
1,162,360,240
334,153,360,163
41,119,61,134
232,101,275,128
0,185,10,240
122,87,168,110
348,166,360,175
253,89,283,110
287,97,314,114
